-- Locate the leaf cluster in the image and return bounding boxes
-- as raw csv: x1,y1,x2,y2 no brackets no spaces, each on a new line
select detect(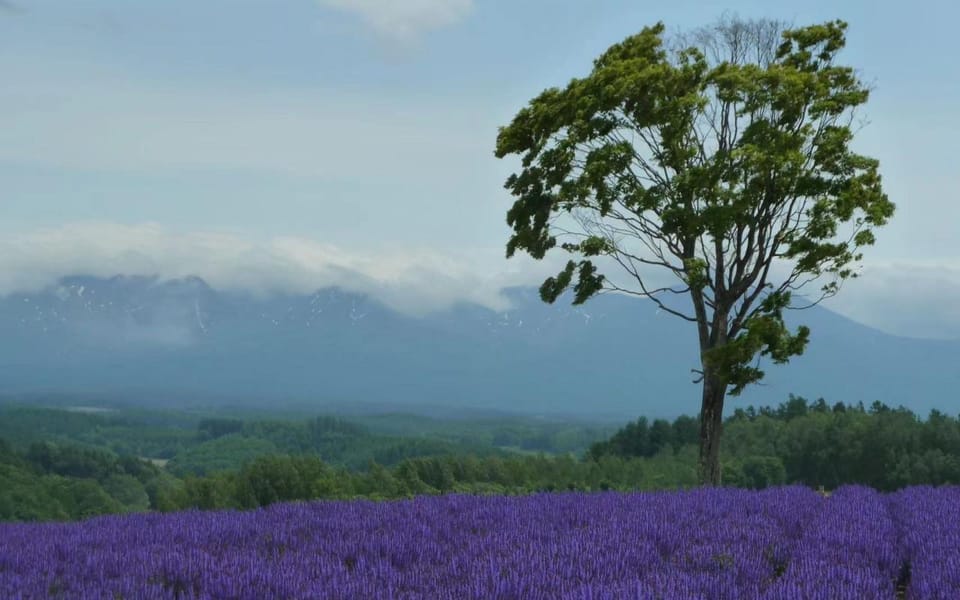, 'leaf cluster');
496,19,894,392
